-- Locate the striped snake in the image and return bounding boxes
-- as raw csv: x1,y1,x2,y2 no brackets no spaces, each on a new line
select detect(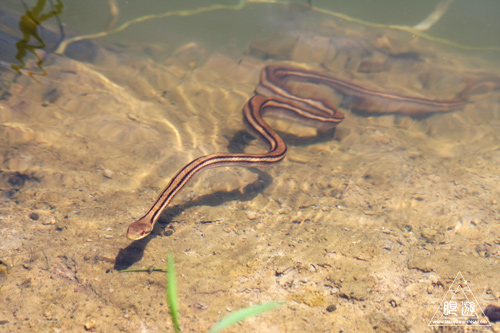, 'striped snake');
127,65,467,240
